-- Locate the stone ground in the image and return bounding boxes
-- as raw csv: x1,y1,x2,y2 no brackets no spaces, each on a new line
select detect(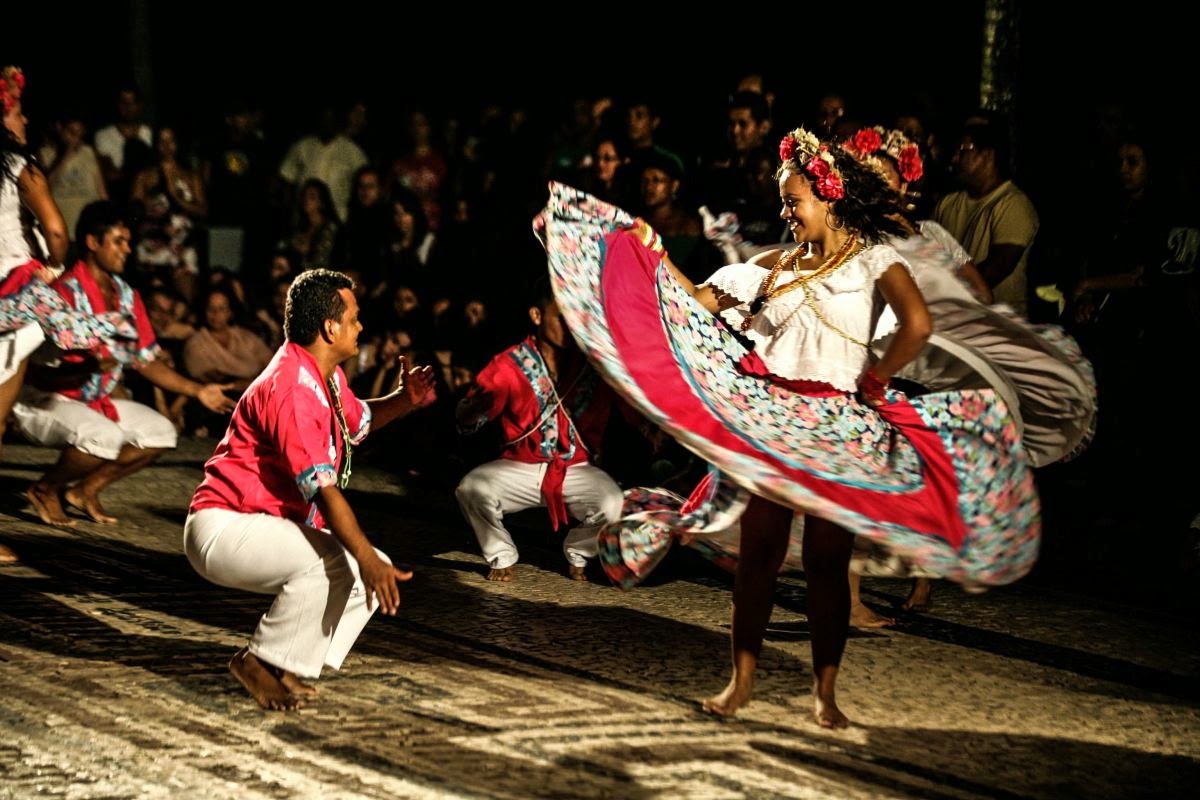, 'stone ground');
1,438,1198,799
